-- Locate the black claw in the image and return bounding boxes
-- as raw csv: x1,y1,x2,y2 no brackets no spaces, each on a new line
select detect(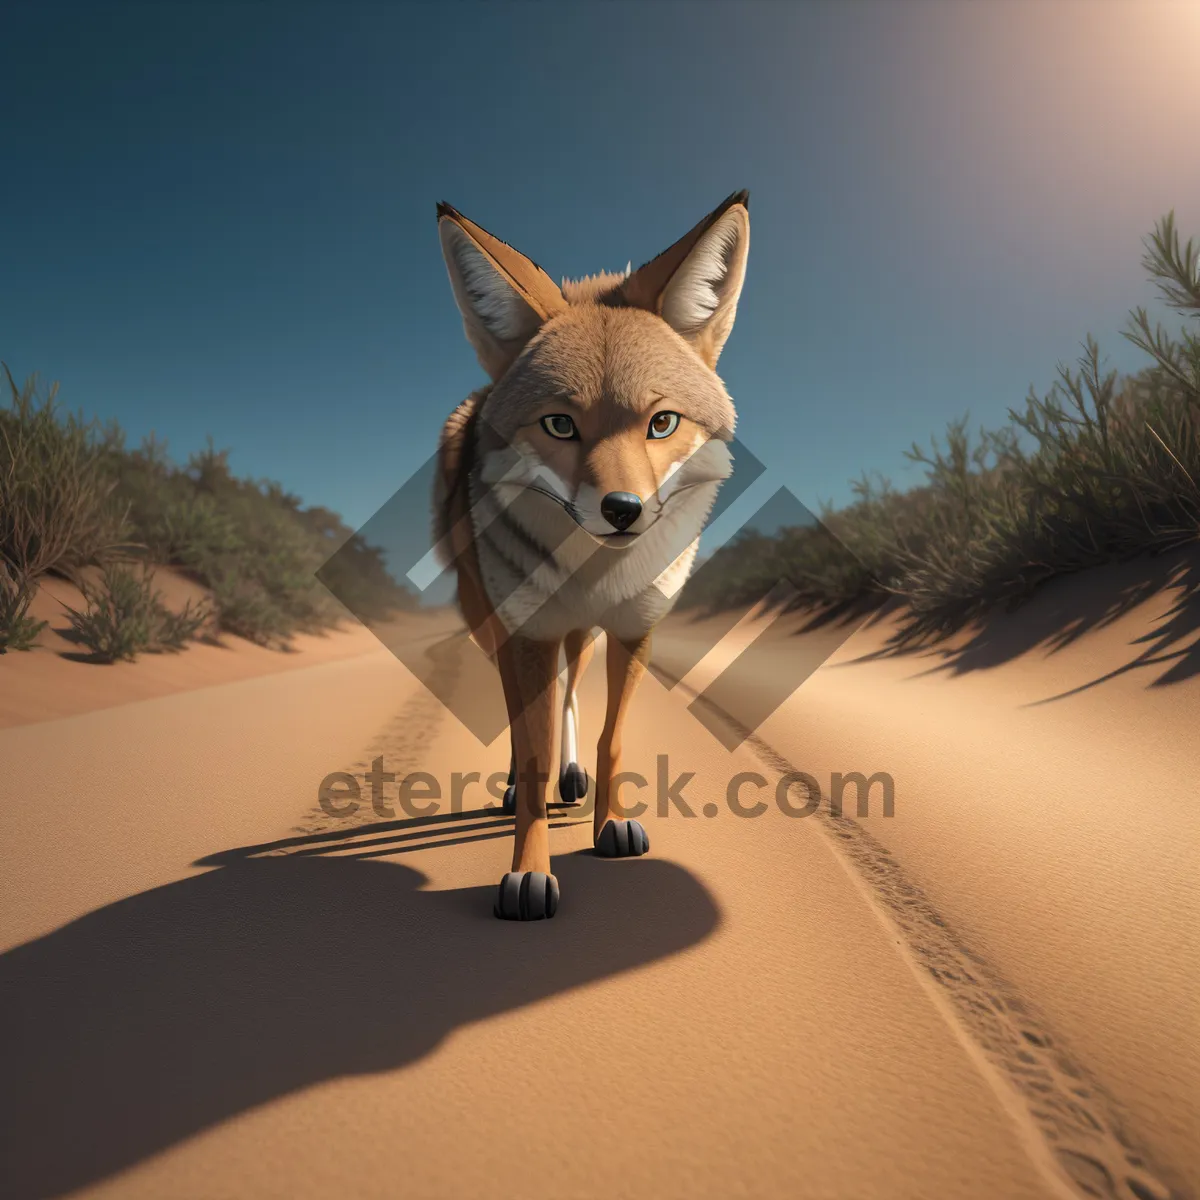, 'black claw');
502,784,516,815
594,818,650,858
557,763,589,804
494,871,560,920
